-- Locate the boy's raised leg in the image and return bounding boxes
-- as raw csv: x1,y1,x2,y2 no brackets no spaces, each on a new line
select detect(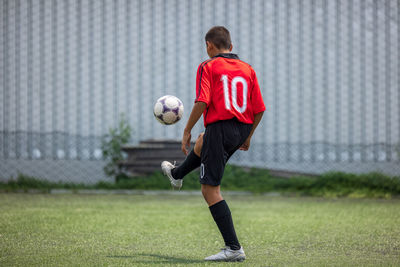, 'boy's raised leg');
161,133,203,189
